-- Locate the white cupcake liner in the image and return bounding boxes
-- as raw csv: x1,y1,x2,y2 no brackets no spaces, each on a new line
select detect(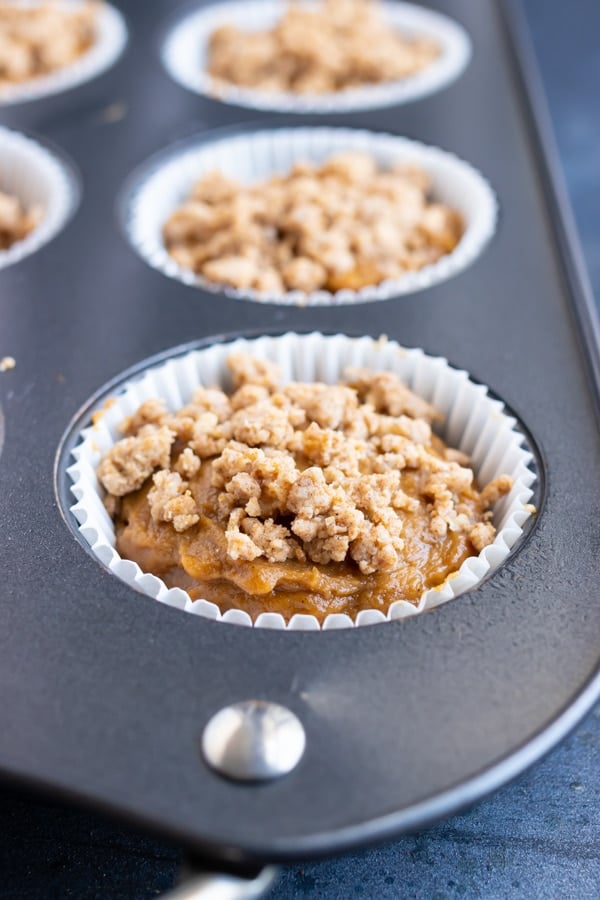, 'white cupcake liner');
124,126,497,306
0,126,78,269
67,333,536,631
161,0,471,113
0,1,127,106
